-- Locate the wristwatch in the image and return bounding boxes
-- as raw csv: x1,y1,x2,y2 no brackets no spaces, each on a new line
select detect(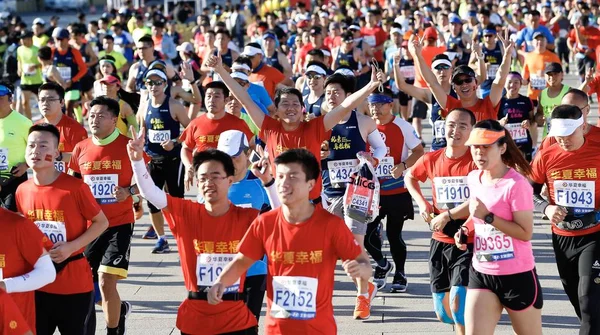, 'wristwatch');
484,212,495,224
128,185,137,196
